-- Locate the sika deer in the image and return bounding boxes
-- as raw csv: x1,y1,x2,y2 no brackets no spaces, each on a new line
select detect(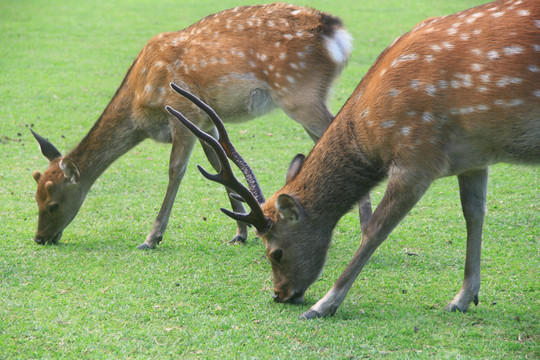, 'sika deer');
30,4,352,248
169,0,540,318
